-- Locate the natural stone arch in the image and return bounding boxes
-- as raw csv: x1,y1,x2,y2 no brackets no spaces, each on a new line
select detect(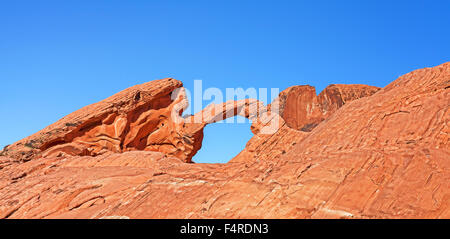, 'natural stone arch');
0,80,276,163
